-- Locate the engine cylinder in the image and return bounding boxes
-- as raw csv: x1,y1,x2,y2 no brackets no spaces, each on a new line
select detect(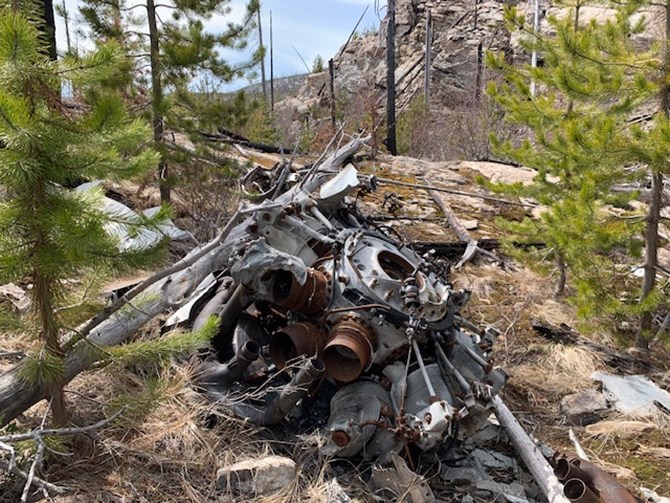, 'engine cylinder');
272,268,329,315
269,321,326,369
323,316,375,382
